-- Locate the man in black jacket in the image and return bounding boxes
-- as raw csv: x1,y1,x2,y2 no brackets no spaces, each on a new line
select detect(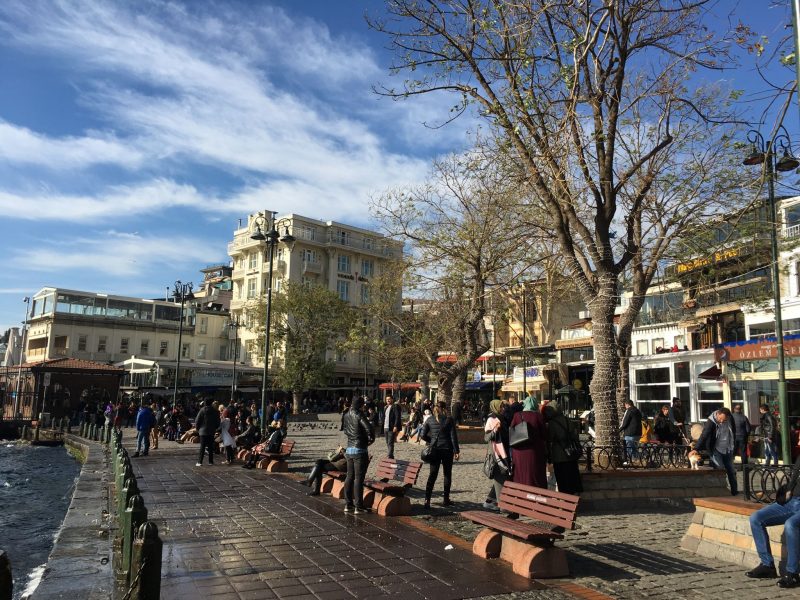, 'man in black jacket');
383,395,402,459
695,407,737,495
619,399,642,462
342,397,375,514
760,404,779,466
746,454,800,588
731,404,751,468
195,399,221,466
